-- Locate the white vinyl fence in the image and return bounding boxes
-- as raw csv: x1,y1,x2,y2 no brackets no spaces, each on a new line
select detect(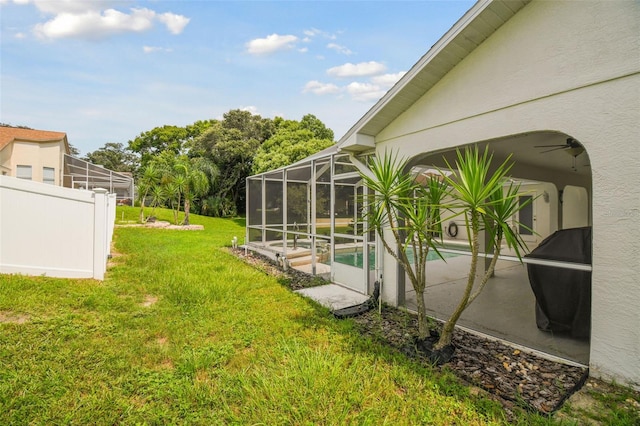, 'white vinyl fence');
0,175,116,280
